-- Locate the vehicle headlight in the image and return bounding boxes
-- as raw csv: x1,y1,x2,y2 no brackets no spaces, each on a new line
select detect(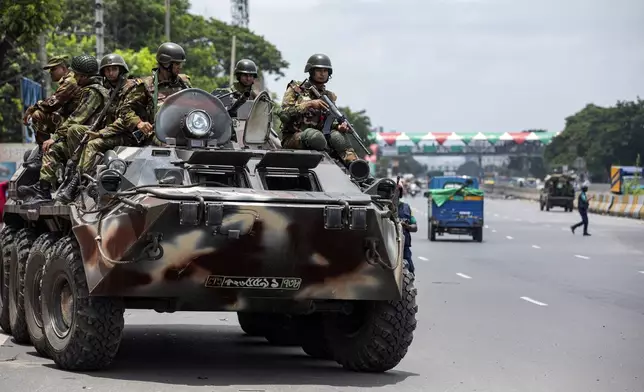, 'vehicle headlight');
107,158,127,174
185,110,211,137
